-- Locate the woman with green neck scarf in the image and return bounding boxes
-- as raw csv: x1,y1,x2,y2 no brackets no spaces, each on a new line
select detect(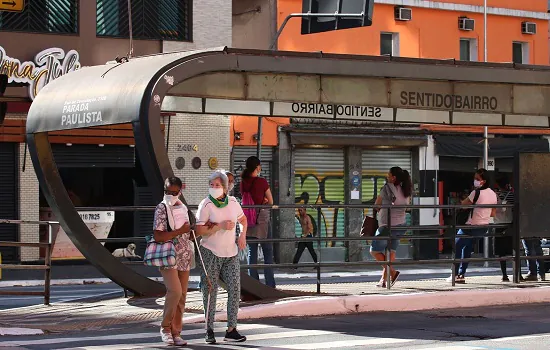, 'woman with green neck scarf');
195,169,247,344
